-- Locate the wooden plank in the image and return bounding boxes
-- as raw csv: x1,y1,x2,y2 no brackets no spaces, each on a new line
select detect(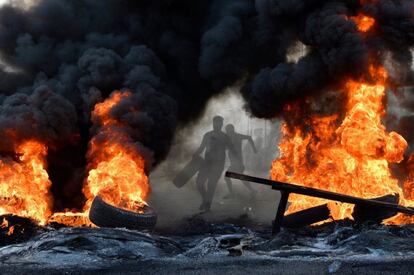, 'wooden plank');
225,171,414,215
272,191,289,235
282,204,330,228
